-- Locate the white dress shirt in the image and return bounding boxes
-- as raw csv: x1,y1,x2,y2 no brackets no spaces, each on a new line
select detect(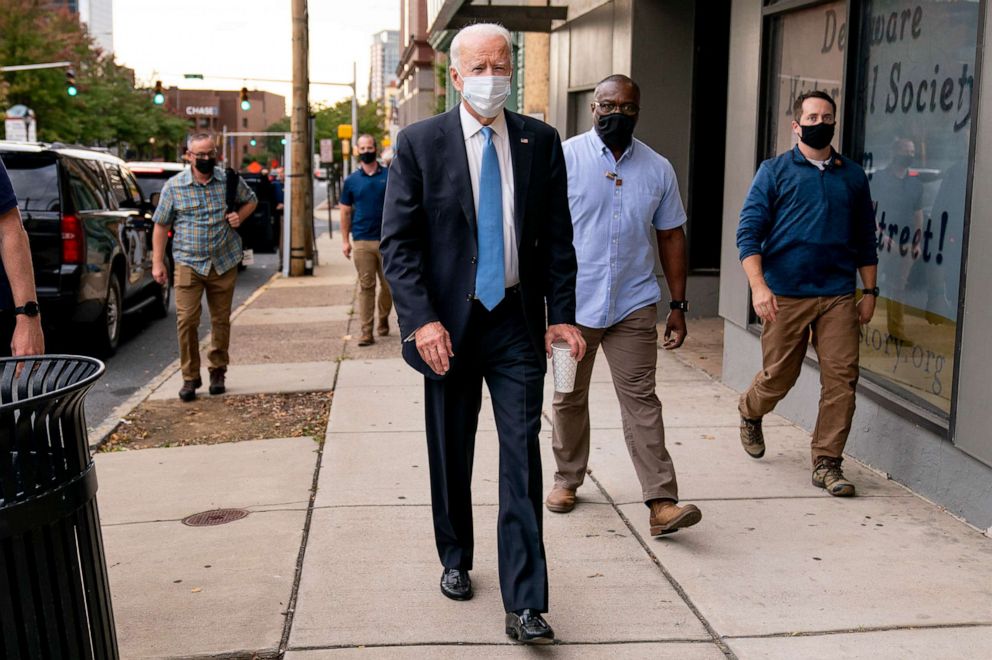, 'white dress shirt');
460,103,519,288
